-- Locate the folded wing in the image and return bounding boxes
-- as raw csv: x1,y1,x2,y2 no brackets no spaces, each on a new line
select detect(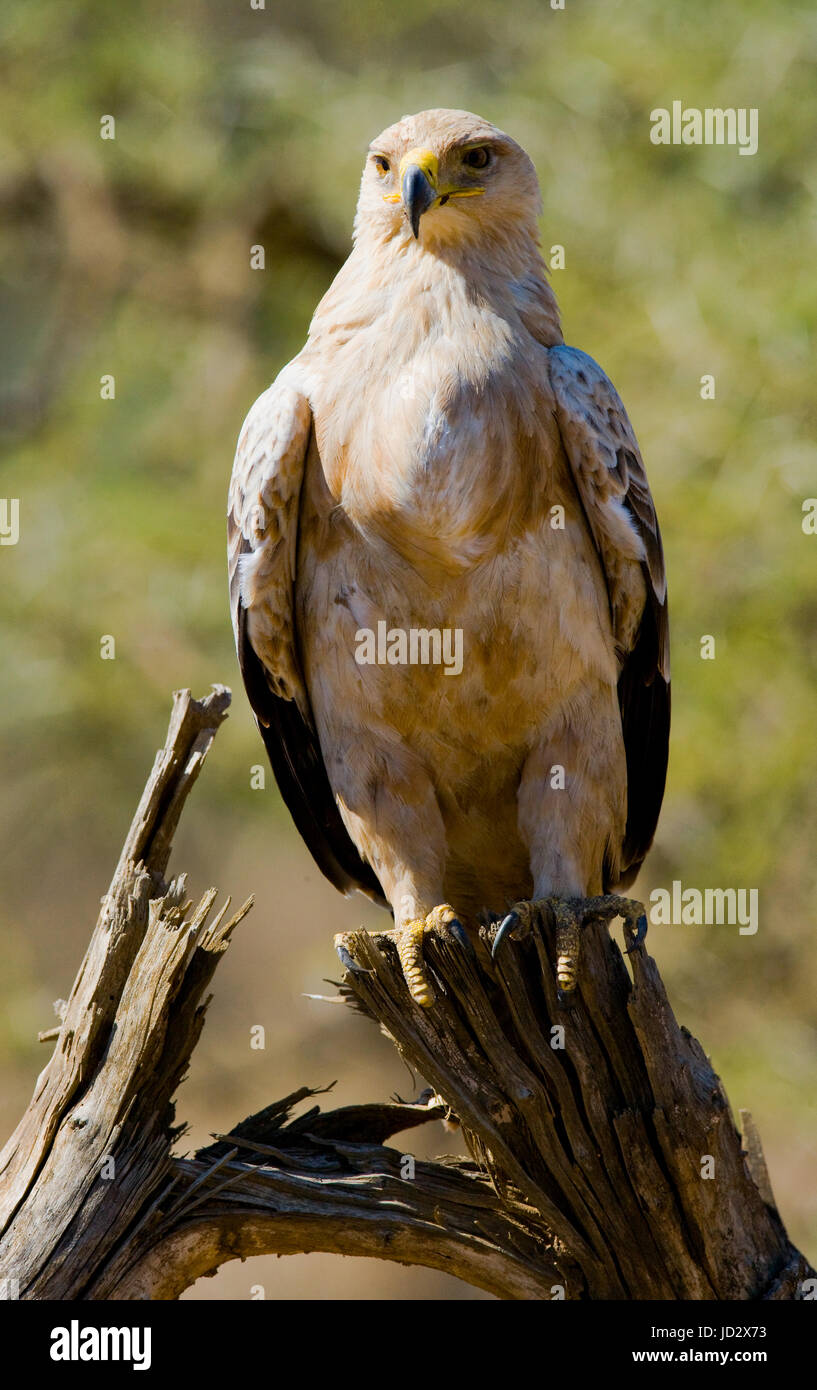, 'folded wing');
228,379,387,904
549,344,670,887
